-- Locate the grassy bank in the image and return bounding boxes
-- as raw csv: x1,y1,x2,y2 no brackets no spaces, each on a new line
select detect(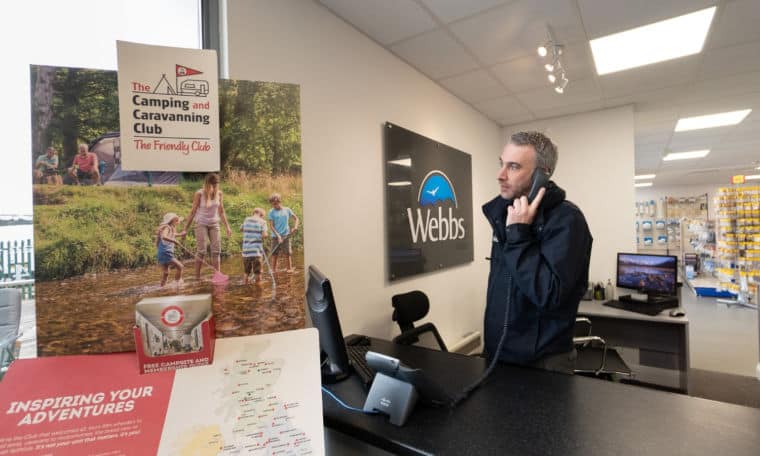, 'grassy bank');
33,173,302,281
